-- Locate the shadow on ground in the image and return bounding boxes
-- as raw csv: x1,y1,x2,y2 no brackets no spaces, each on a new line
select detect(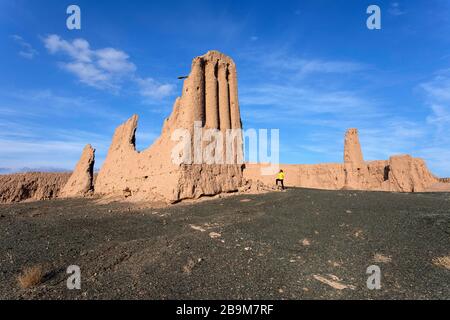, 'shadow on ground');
0,188,449,299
